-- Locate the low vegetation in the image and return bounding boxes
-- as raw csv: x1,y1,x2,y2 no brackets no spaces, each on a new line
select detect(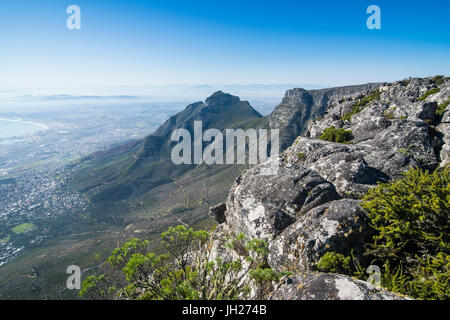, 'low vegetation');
437,96,450,117
418,88,441,101
317,167,450,300
319,126,353,143
80,226,289,300
297,152,307,161
341,90,381,122
433,75,445,86
11,223,34,234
